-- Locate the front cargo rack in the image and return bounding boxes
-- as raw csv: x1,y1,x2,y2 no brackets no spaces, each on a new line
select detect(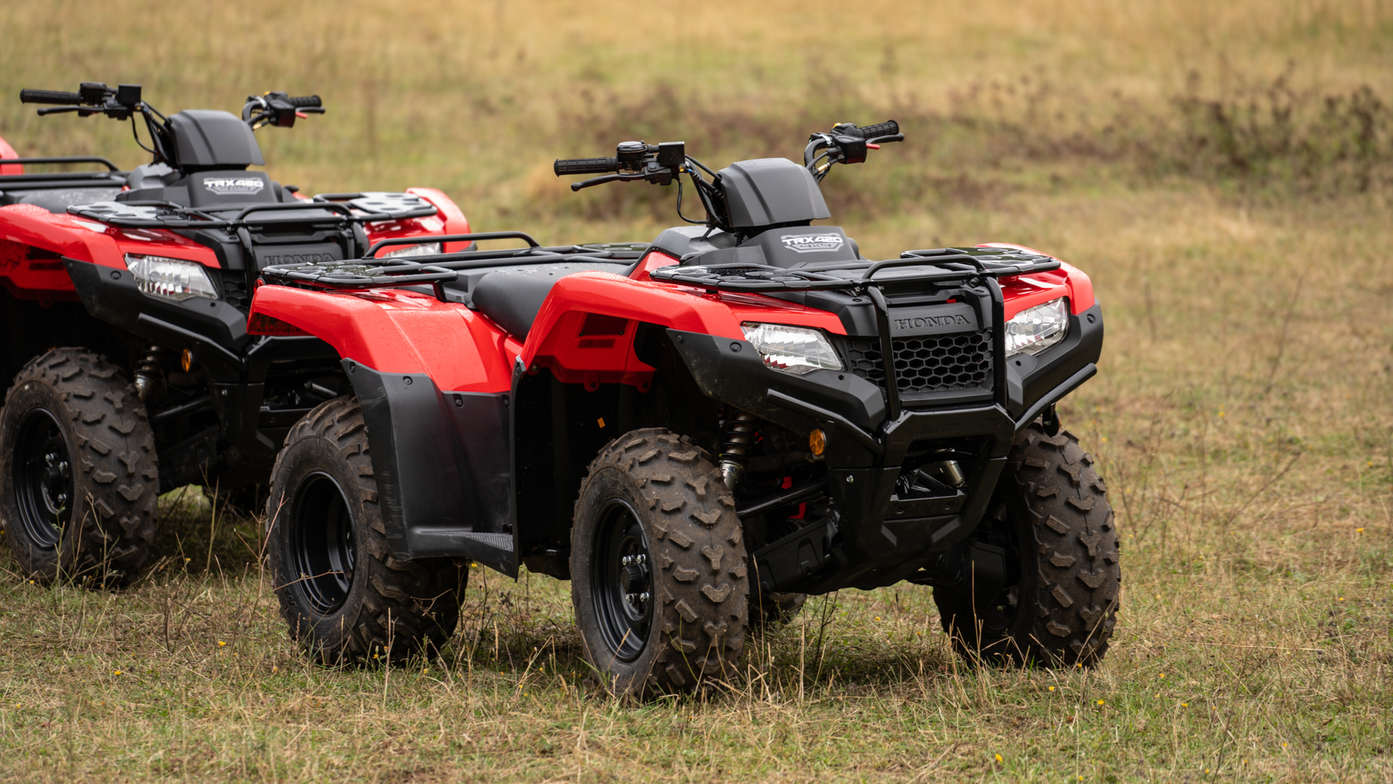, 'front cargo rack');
649,246,1060,294
259,232,647,294
67,192,439,229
